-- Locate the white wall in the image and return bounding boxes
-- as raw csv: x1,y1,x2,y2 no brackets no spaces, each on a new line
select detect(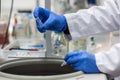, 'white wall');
1,0,36,15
